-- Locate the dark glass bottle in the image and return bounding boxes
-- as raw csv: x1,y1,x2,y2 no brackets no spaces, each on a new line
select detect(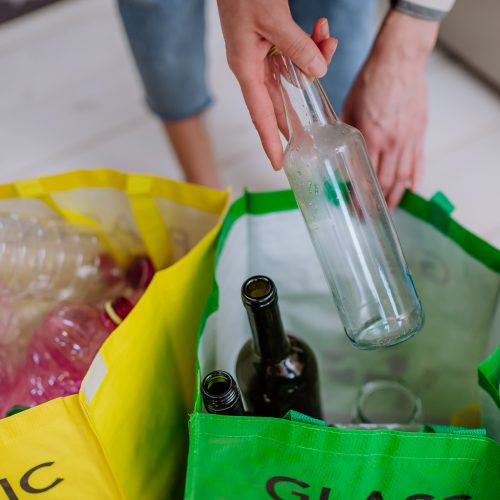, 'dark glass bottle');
236,276,322,419
201,370,245,416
